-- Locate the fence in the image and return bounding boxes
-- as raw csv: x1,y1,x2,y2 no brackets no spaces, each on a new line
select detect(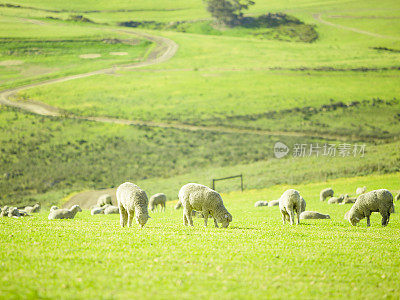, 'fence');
211,174,243,192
